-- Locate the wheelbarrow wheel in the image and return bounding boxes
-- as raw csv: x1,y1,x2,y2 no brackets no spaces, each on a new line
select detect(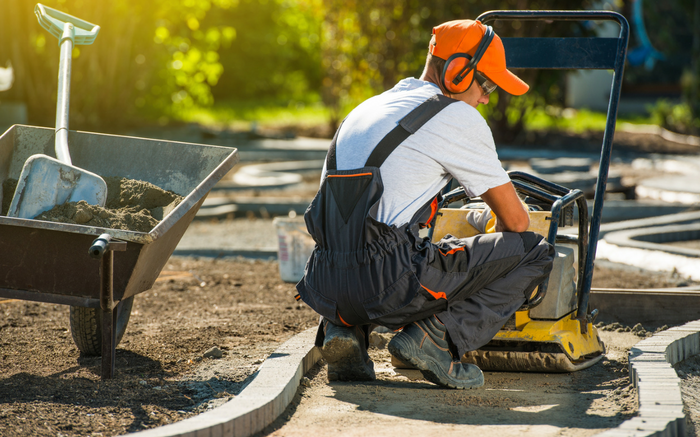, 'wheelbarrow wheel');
69,296,134,356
